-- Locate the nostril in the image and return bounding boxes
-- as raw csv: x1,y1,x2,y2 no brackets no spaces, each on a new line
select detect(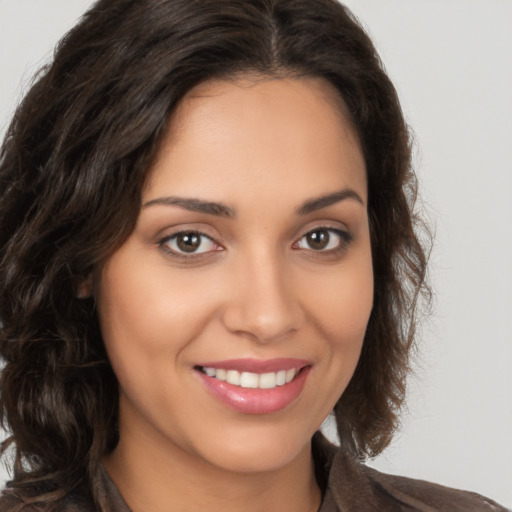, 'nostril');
221,297,303,344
